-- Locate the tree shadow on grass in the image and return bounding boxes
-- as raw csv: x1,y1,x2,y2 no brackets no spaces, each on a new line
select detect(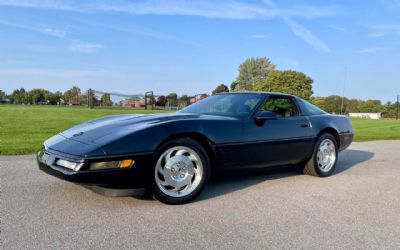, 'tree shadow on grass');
197,149,374,201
